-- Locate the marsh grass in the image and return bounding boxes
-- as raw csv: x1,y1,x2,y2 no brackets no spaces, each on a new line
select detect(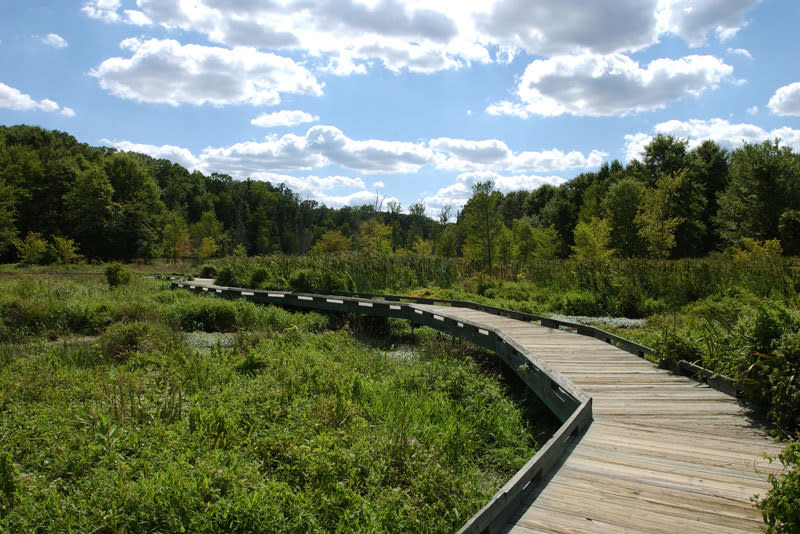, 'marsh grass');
0,273,540,532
